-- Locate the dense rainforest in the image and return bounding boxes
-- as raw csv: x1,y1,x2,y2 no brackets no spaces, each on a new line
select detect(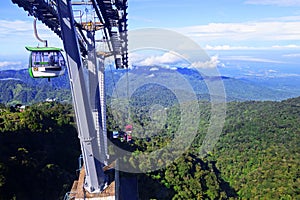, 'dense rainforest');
0,79,71,105
0,96,299,199
0,103,79,199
